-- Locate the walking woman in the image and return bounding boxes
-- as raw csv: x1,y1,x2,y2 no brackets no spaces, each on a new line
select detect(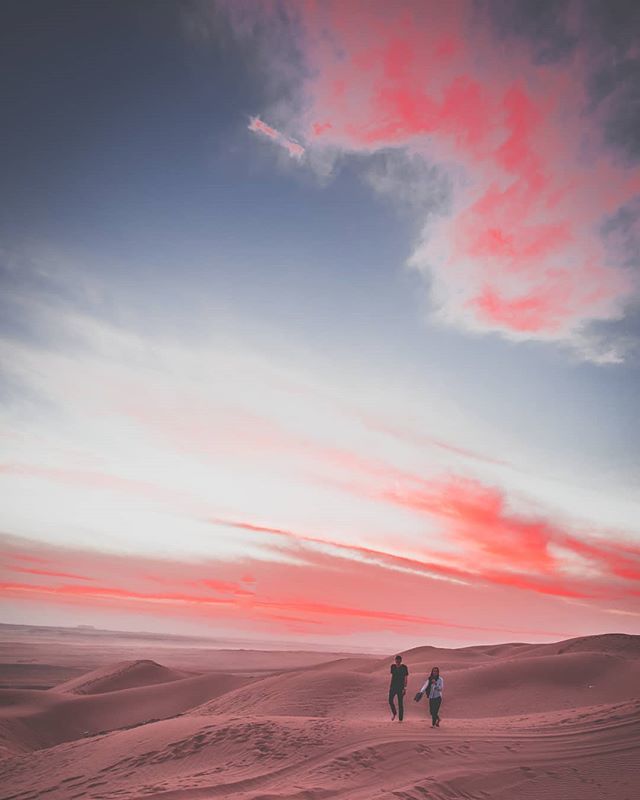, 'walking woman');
419,667,443,727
